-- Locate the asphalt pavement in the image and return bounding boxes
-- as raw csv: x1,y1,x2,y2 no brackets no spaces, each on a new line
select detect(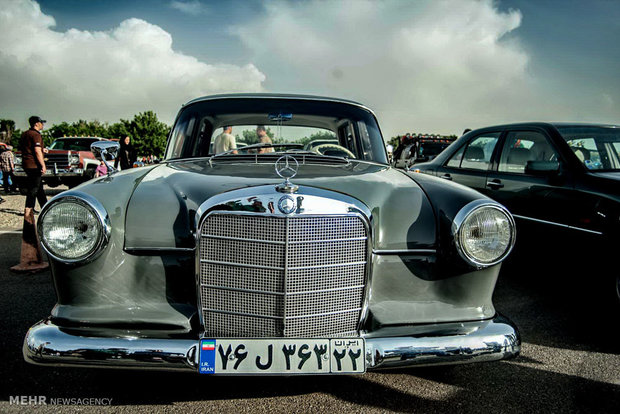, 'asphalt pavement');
0,230,618,413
